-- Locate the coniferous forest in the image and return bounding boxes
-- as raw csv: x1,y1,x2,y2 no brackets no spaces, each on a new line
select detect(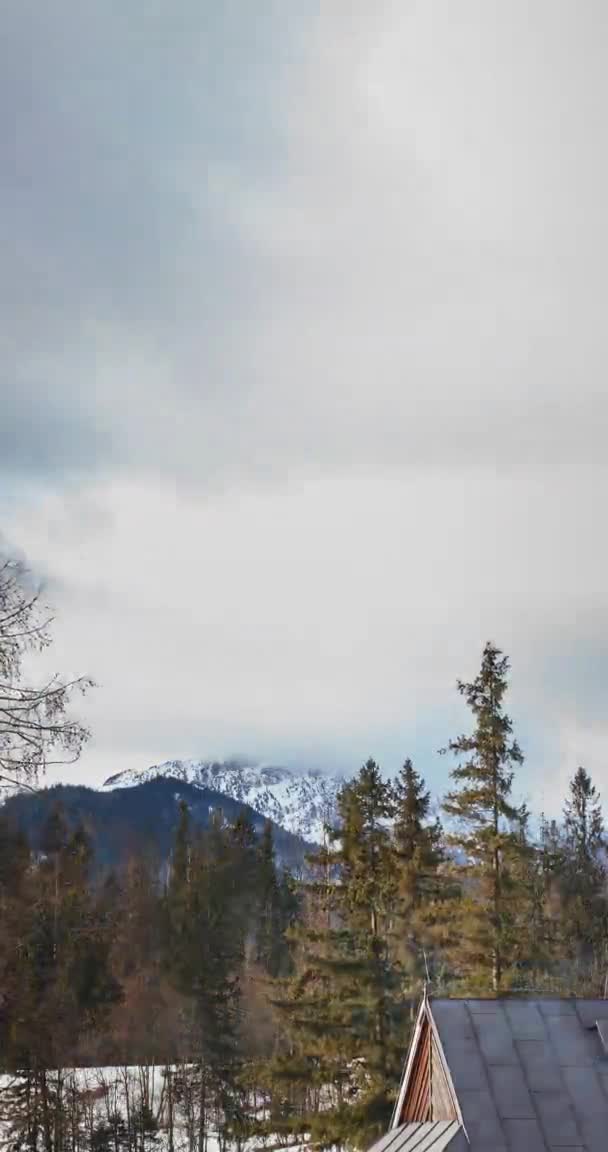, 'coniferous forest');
2,558,608,1152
